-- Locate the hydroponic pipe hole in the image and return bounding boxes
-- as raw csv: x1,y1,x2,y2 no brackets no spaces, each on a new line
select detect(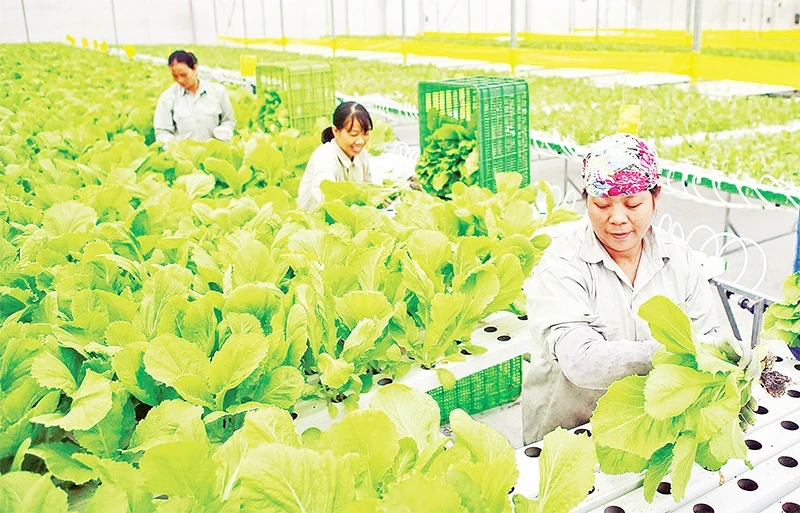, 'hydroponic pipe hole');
745,439,762,450
779,456,798,468
657,482,671,495
737,478,758,491
524,446,541,458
